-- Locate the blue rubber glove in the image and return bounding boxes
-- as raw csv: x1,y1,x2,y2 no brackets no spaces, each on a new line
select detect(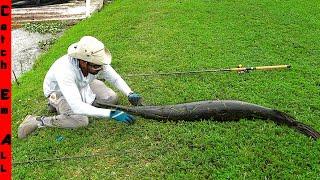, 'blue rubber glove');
110,110,135,124
128,92,142,106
